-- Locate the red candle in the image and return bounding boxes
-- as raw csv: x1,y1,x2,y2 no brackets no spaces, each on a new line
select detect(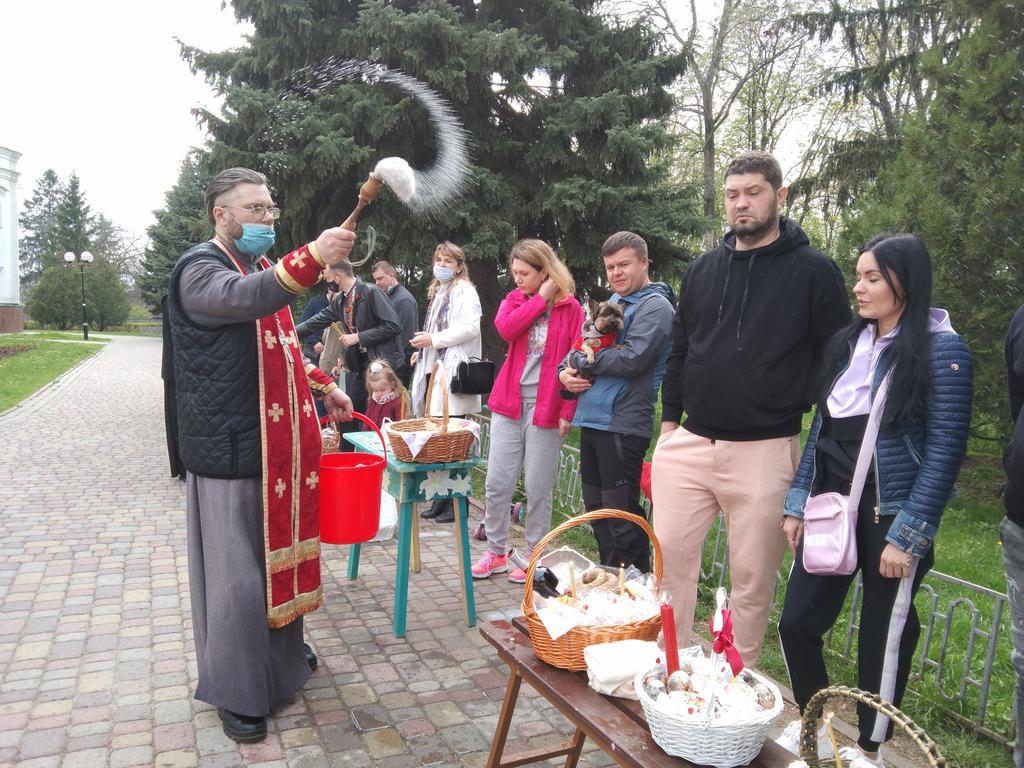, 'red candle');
660,603,680,676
